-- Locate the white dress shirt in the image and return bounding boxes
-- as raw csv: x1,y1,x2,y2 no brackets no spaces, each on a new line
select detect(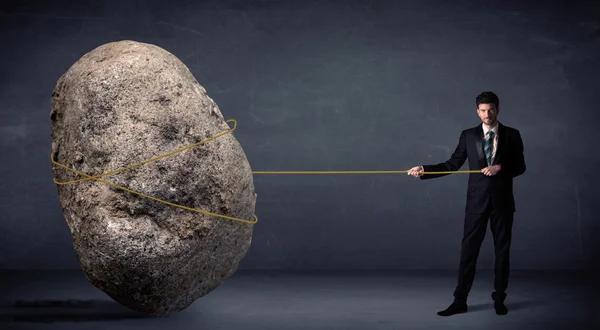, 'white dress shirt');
482,122,499,162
